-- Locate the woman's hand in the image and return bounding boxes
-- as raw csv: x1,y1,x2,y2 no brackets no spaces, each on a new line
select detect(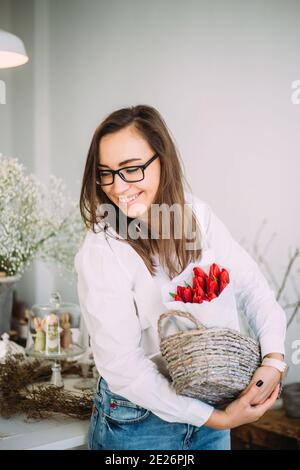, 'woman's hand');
238,366,281,405
205,382,280,430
